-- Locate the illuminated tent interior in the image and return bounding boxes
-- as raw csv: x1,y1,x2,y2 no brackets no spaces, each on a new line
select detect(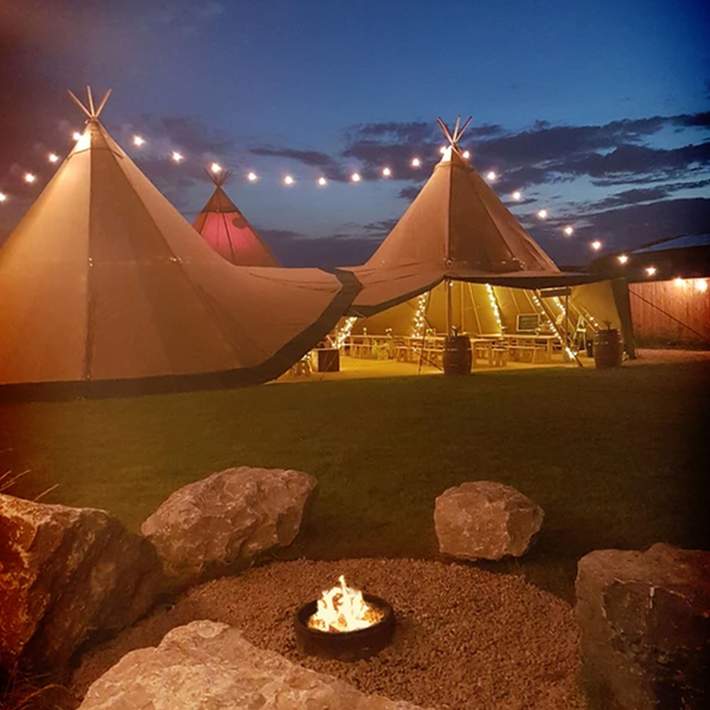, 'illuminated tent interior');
193,170,279,267
0,88,358,395
331,117,633,371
